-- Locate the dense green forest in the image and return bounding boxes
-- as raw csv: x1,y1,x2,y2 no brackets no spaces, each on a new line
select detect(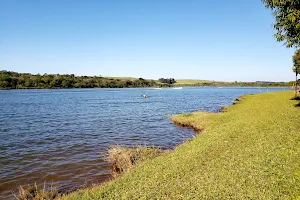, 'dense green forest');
0,71,293,89
0,71,165,89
